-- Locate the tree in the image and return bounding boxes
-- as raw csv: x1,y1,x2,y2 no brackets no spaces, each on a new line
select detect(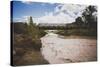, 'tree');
82,6,97,28
75,17,84,26
27,16,39,40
